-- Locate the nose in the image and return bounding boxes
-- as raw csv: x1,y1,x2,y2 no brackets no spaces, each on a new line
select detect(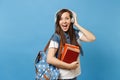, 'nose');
62,19,67,23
